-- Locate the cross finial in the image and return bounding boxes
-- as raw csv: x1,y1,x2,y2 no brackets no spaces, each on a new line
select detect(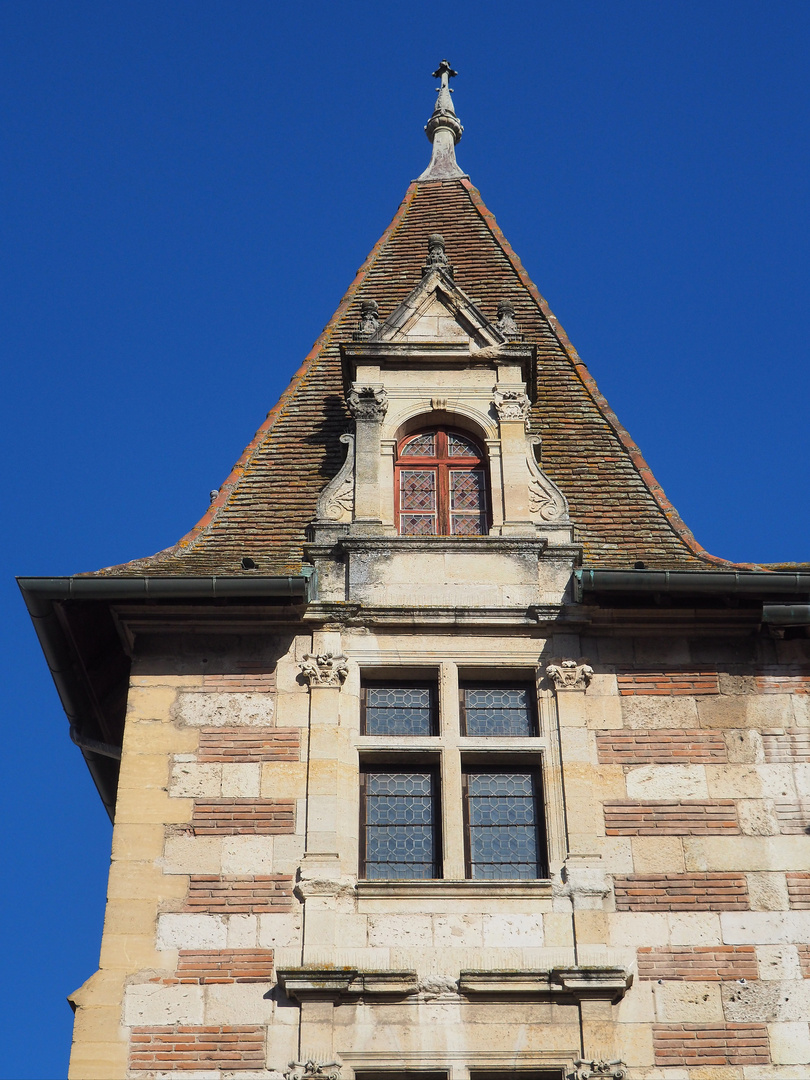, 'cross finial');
417,59,465,181
432,59,457,93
